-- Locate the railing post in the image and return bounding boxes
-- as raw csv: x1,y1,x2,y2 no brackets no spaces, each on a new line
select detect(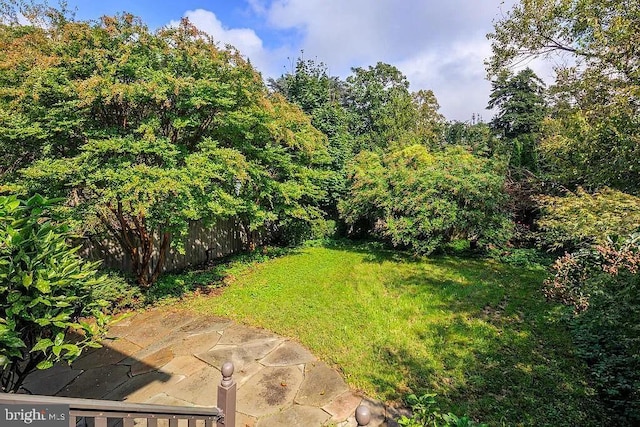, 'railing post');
217,361,236,427
355,405,371,427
